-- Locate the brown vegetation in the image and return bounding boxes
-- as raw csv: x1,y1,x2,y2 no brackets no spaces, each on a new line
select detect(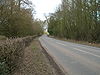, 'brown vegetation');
13,39,65,75
0,36,36,75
